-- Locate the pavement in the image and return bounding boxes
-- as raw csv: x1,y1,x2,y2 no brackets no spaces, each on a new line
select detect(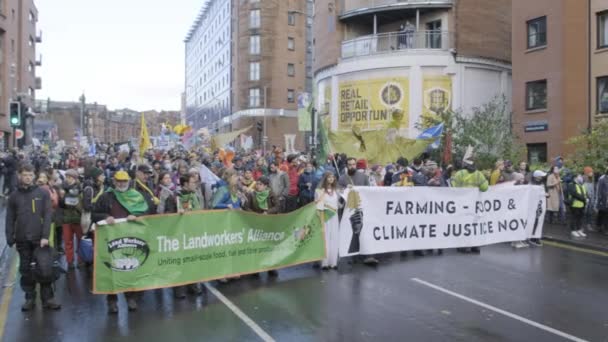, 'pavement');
0,242,607,342
543,222,608,252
